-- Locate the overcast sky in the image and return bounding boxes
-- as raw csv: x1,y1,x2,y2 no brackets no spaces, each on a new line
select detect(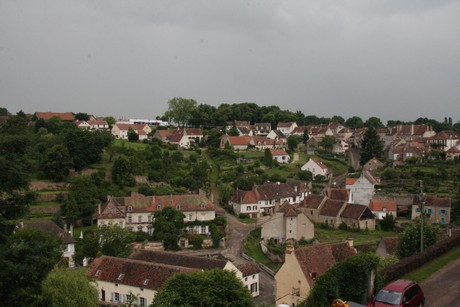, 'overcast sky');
1,1,459,123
